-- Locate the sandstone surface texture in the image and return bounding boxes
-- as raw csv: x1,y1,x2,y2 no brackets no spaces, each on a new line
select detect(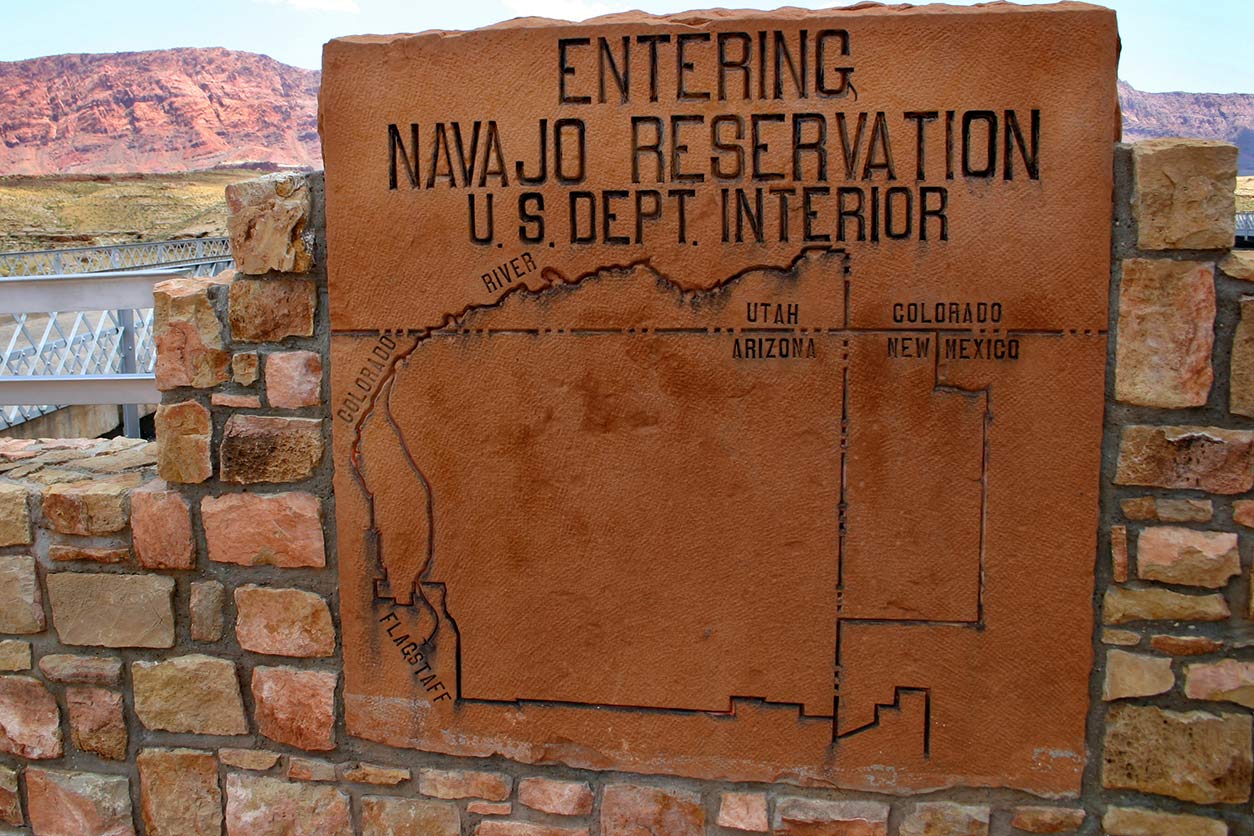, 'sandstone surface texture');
321,2,1117,796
